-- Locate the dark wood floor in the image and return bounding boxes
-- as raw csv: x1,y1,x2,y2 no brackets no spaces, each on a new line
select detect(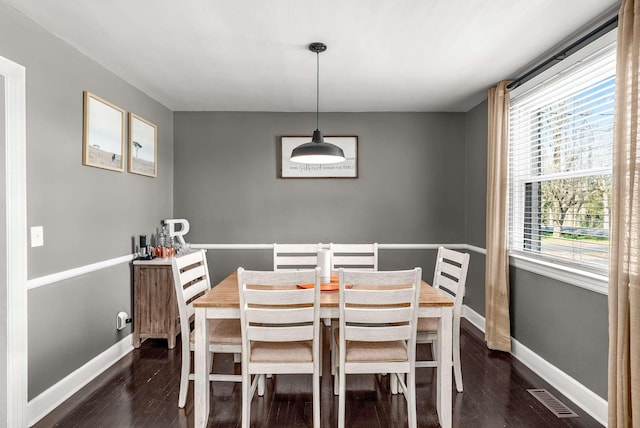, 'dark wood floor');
35,319,603,427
